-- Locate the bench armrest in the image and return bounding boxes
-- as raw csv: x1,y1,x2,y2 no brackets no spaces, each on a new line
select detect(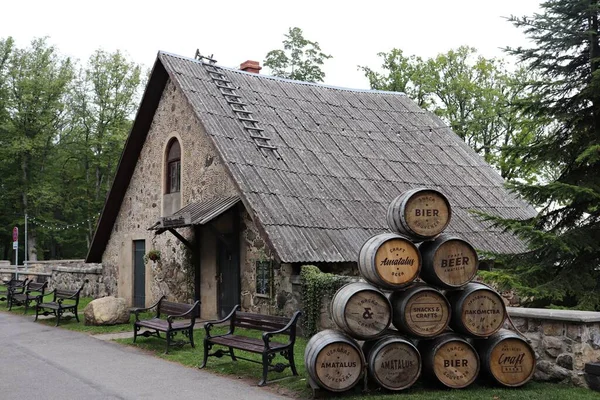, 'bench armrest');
133,295,165,321
37,289,56,304
262,311,302,349
204,304,240,339
166,301,200,326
